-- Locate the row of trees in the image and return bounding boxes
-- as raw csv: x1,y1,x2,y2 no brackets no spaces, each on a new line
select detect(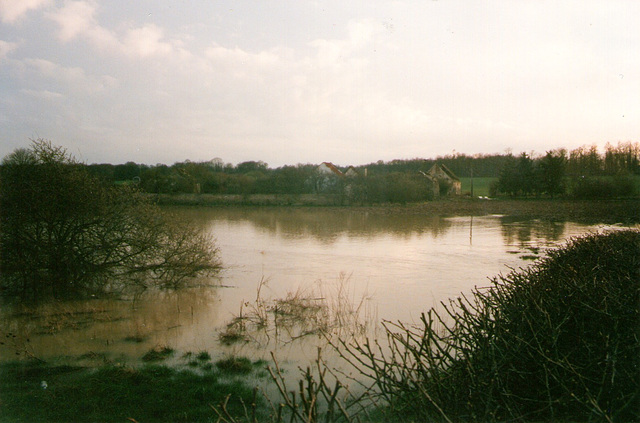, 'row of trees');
81,142,639,198
494,144,640,198
495,150,568,197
